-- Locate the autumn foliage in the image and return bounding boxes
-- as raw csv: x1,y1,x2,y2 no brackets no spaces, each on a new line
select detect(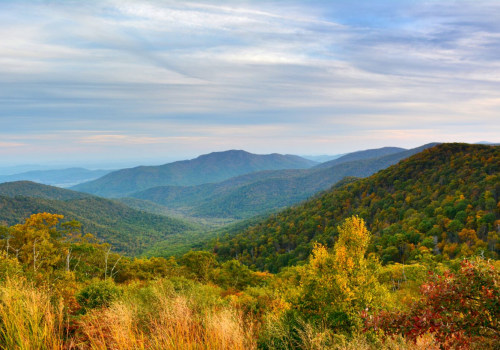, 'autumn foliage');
1,213,499,349
295,217,387,333
364,258,500,349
